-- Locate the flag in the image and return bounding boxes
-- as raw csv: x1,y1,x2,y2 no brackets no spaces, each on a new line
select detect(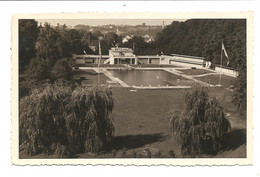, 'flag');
222,42,230,65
